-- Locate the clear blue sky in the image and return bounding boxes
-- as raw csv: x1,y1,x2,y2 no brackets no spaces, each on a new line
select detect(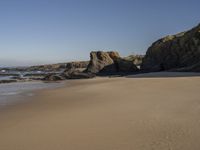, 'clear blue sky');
0,0,199,67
